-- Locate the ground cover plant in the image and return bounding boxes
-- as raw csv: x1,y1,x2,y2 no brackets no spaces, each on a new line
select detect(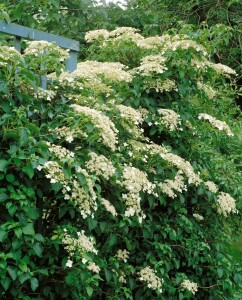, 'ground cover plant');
0,27,241,299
